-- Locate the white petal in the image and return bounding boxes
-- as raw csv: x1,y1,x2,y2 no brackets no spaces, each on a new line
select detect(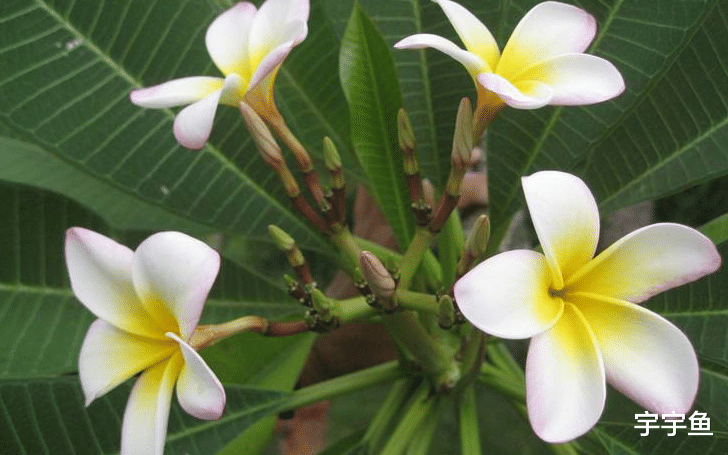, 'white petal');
248,38,295,93
573,295,699,414
129,77,223,108
132,232,220,340
394,34,486,76
477,73,553,109
249,0,309,64
172,74,242,149
566,223,721,302
454,250,563,339
526,303,605,443
120,355,182,455
432,0,499,69
167,333,226,420
498,1,597,79
65,228,161,338
518,54,625,105
79,320,176,406
206,2,256,76
521,171,600,289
